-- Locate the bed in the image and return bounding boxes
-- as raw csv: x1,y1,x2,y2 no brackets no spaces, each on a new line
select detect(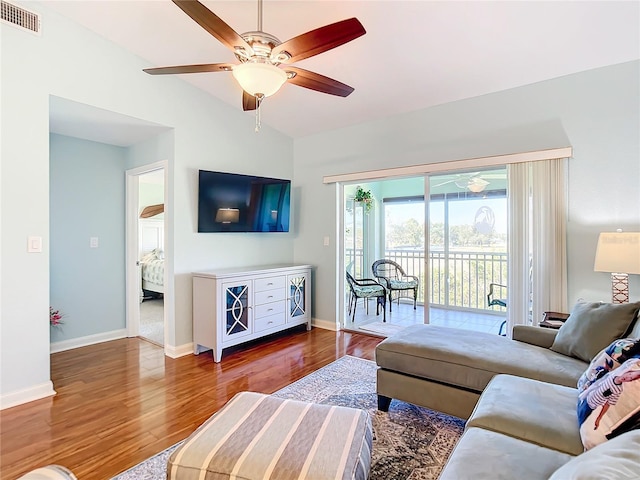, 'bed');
139,218,164,297
140,248,164,295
